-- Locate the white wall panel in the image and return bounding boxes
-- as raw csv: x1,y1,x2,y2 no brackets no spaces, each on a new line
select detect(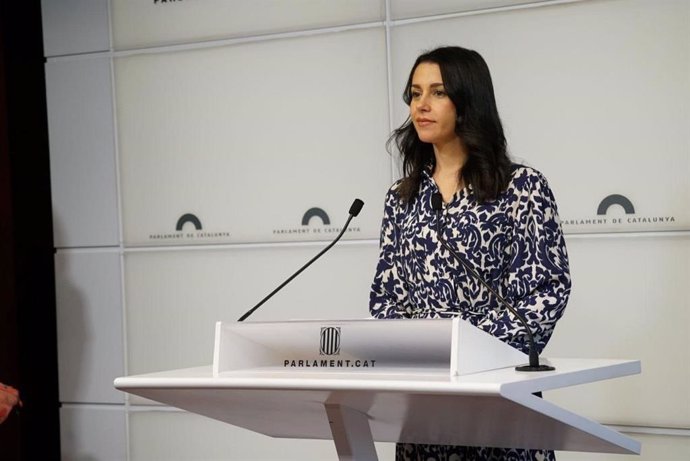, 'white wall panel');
60,404,127,461
544,235,690,428
46,58,120,247
128,409,396,460
557,431,690,461
55,250,124,404
115,29,390,246
41,0,110,57
41,1,690,458
391,0,538,20
390,0,690,233
111,0,384,50
124,243,379,376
